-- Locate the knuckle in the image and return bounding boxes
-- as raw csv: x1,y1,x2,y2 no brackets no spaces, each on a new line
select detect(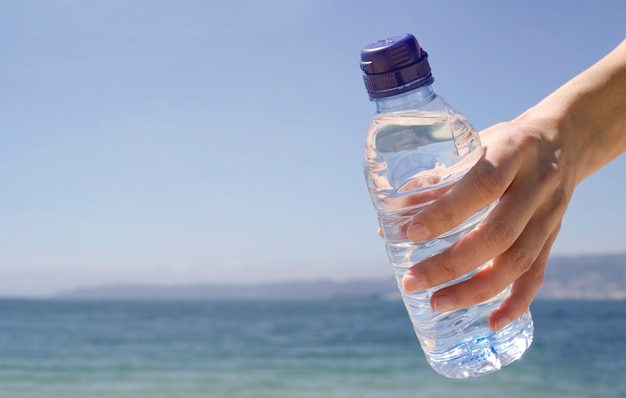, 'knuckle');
471,161,506,199
470,285,495,305
538,160,561,187
512,131,545,155
434,256,461,283
516,131,541,148
510,261,547,308
531,269,546,288
484,218,517,251
434,200,460,227
506,248,534,277
510,292,534,315
525,263,546,288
